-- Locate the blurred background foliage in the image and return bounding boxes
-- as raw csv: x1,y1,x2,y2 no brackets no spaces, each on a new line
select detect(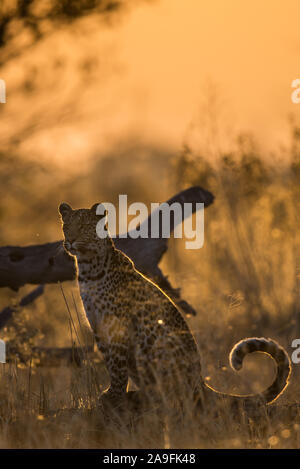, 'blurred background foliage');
0,0,149,63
